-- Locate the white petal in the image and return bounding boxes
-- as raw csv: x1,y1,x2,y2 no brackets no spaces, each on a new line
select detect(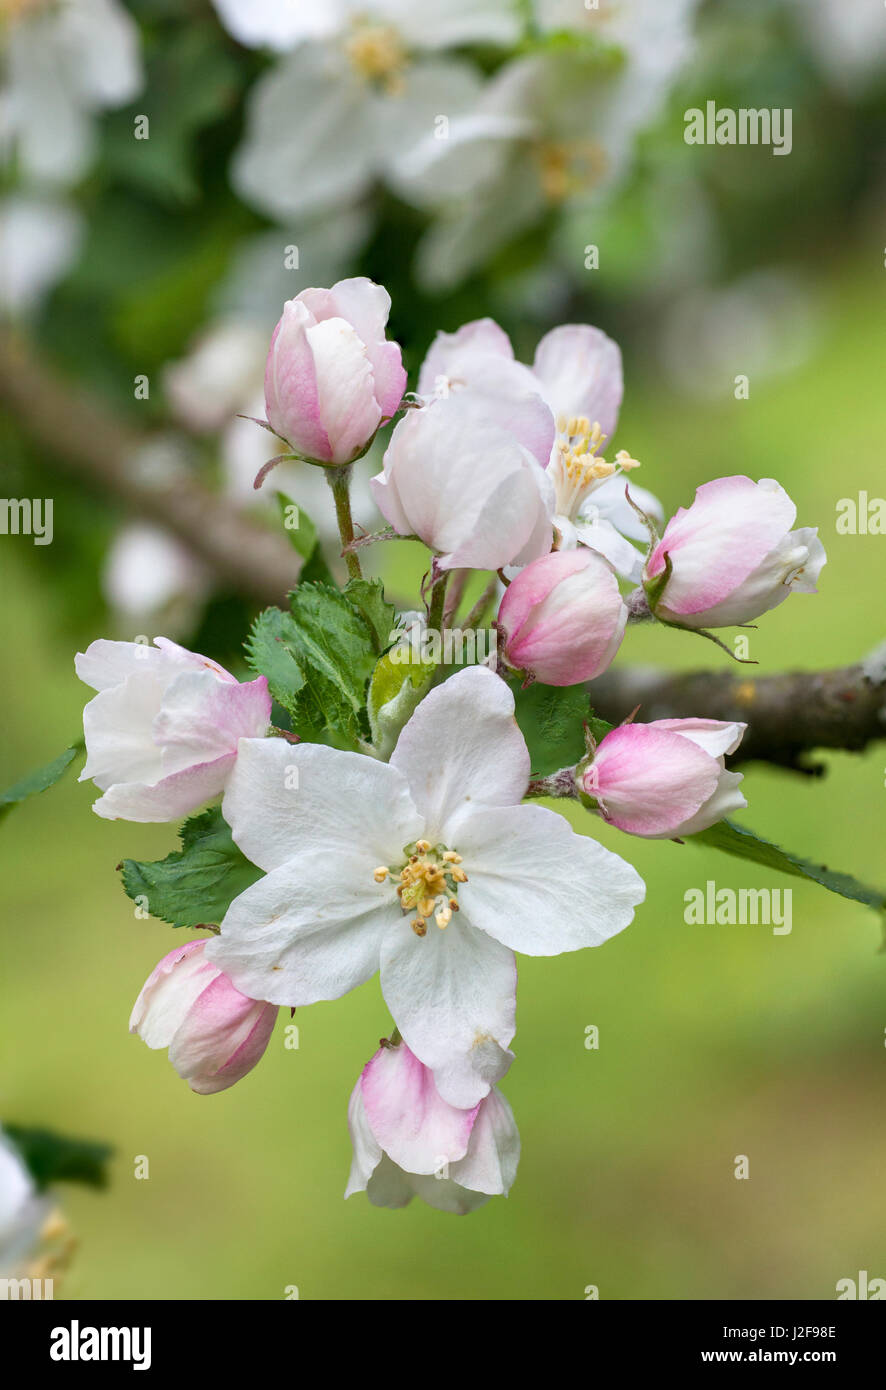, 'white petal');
450,1087,520,1195
452,802,646,955
221,737,420,873
344,1080,384,1197
666,770,747,839
211,0,343,49
208,850,400,1005
91,754,234,823
572,514,645,581
390,667,529,843
232,45,377,220
380,913,516,1109
80,673,167,788
650,718,746,760
533,324,623,440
